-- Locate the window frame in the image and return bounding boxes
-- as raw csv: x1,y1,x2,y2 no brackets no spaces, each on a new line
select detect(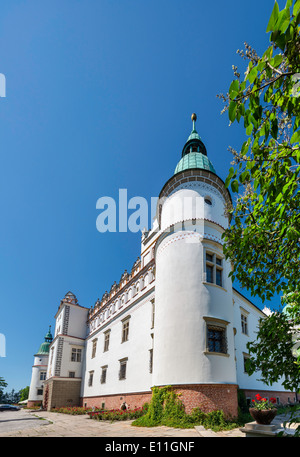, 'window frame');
71,347,82,362
119,358,128,380
203,317,229,356
205,250,224,288
88,370,94,387
91,338,98,359
103,330,110,352
149,349,153,373
243,352,250,372
40,371,46,381
240,307,249,335
121,316,130,343
100,365,108,384
151,299,155,329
